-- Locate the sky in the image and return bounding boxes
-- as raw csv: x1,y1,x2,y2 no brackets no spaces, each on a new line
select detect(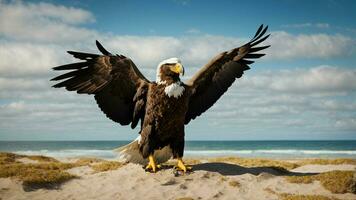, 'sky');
0,0,356,141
